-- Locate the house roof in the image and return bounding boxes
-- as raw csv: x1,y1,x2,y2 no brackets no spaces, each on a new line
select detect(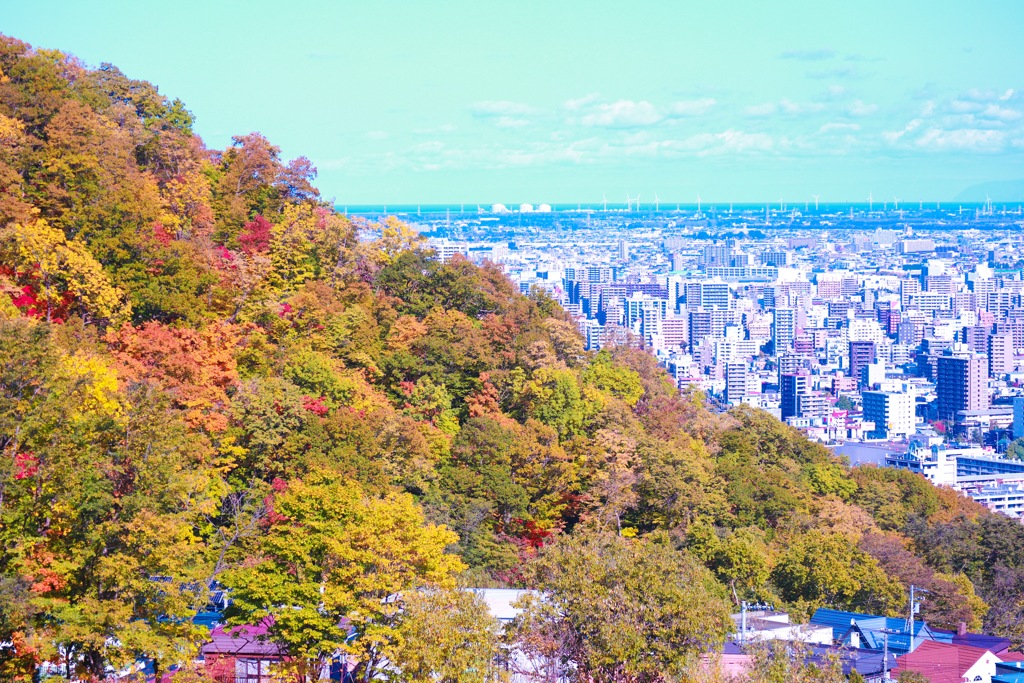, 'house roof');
995,660,1024,683
808,607,949,653
201,618,285,658
895,640,995,683
466,588,539,622
807,645,896,677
